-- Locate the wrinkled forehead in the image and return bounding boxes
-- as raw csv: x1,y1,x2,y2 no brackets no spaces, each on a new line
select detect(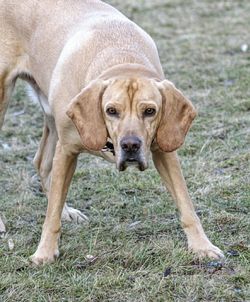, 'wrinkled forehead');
102,78,162,105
